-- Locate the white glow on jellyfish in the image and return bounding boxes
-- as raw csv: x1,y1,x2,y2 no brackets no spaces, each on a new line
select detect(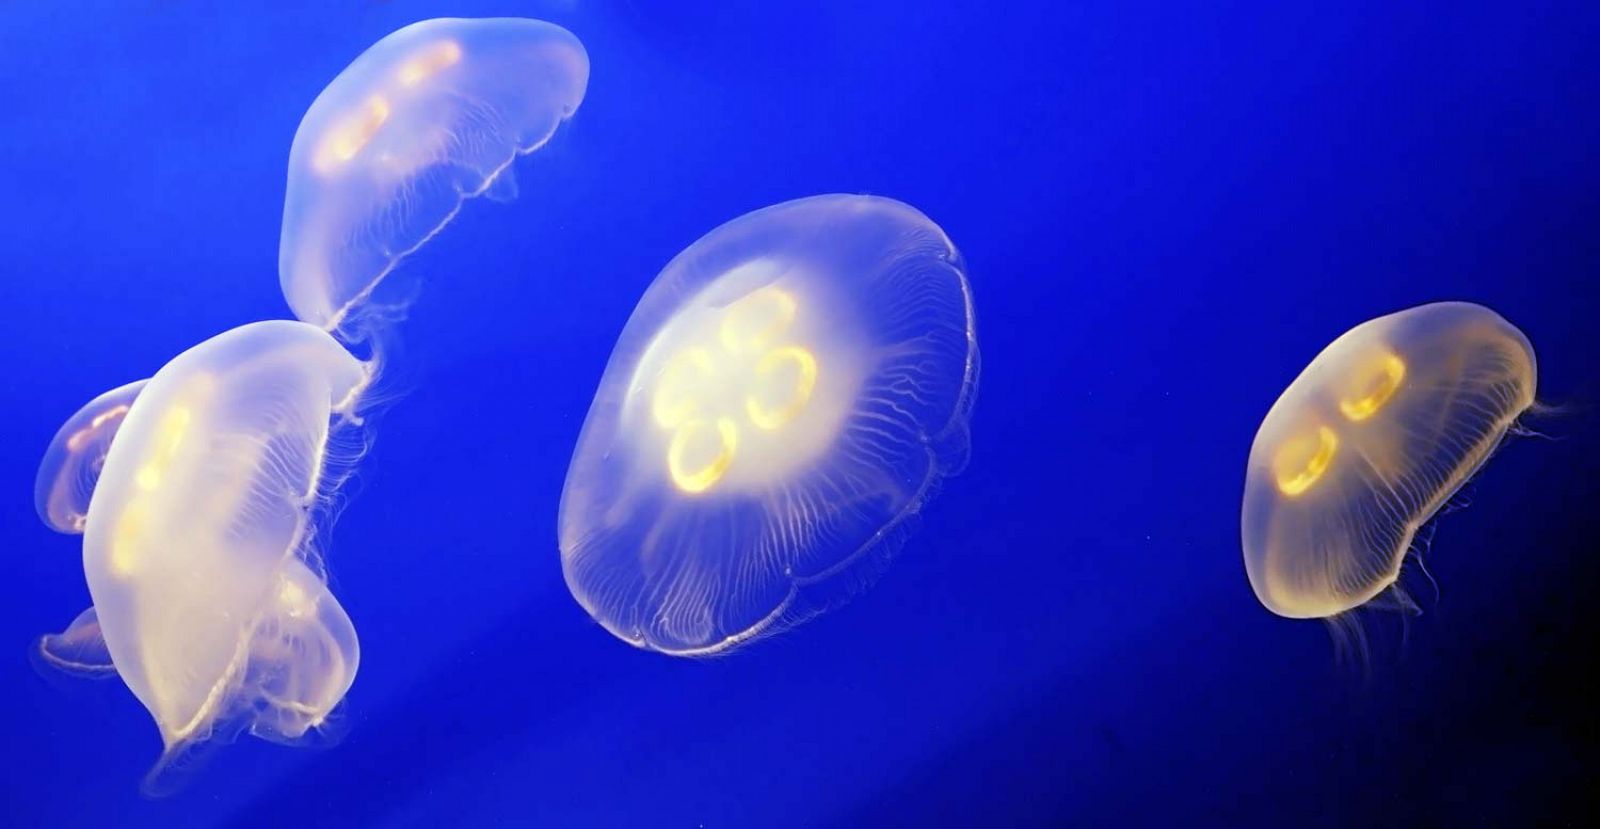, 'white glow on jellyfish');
560,195,980,656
